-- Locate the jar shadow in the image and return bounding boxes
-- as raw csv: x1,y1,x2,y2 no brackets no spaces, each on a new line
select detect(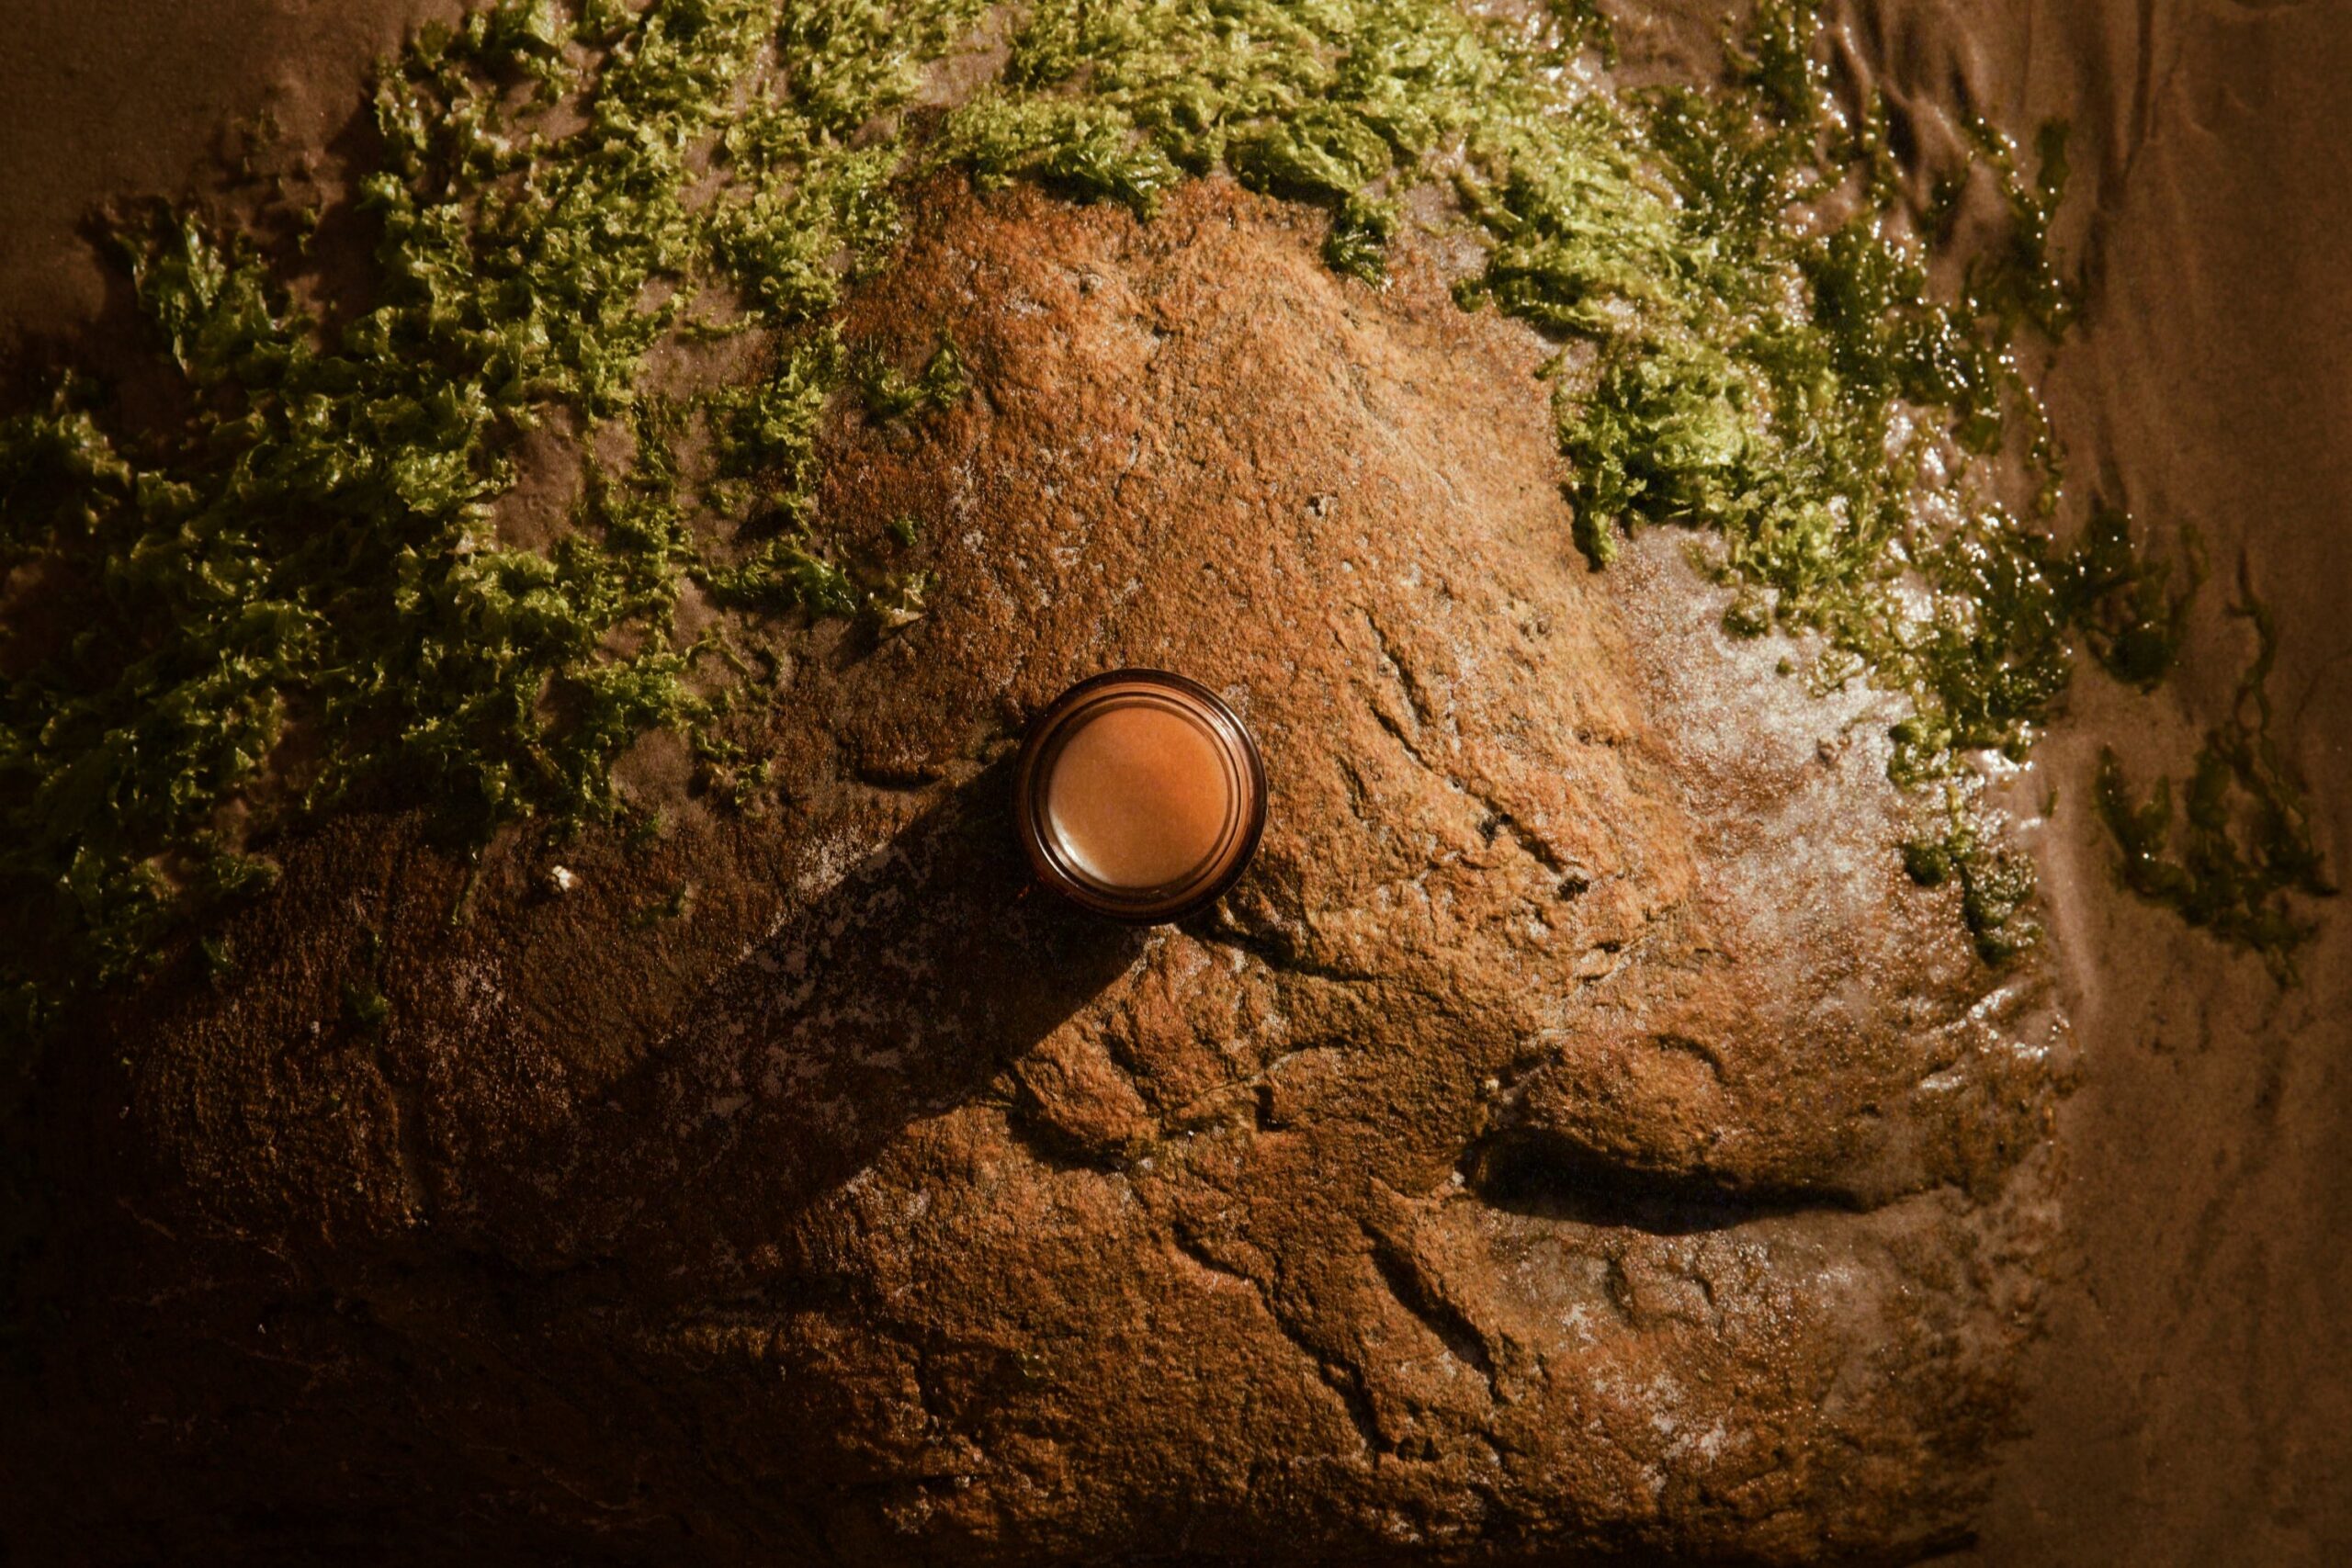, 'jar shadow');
503,754,1154,1284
